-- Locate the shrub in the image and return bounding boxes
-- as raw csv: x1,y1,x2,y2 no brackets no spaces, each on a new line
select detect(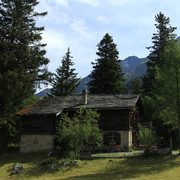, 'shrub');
137,125,157,156
55,107,102,159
